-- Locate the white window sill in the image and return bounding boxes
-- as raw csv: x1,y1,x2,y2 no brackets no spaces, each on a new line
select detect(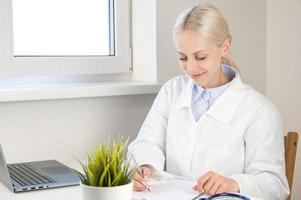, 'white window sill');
0,81,162,102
